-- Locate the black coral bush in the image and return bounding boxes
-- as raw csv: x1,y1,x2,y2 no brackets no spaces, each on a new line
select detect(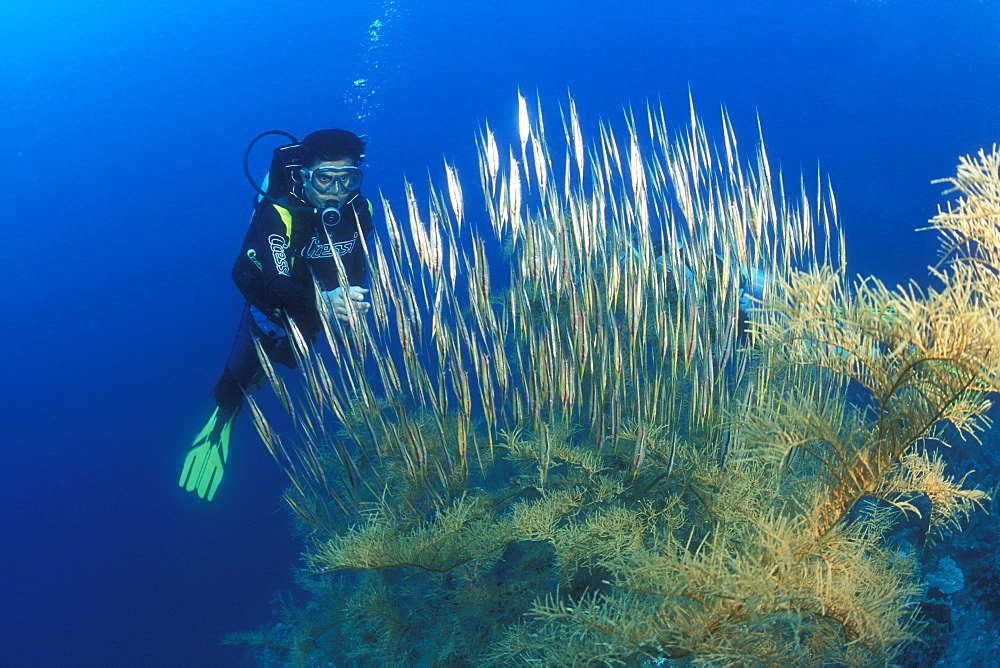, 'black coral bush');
232,103,997,666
